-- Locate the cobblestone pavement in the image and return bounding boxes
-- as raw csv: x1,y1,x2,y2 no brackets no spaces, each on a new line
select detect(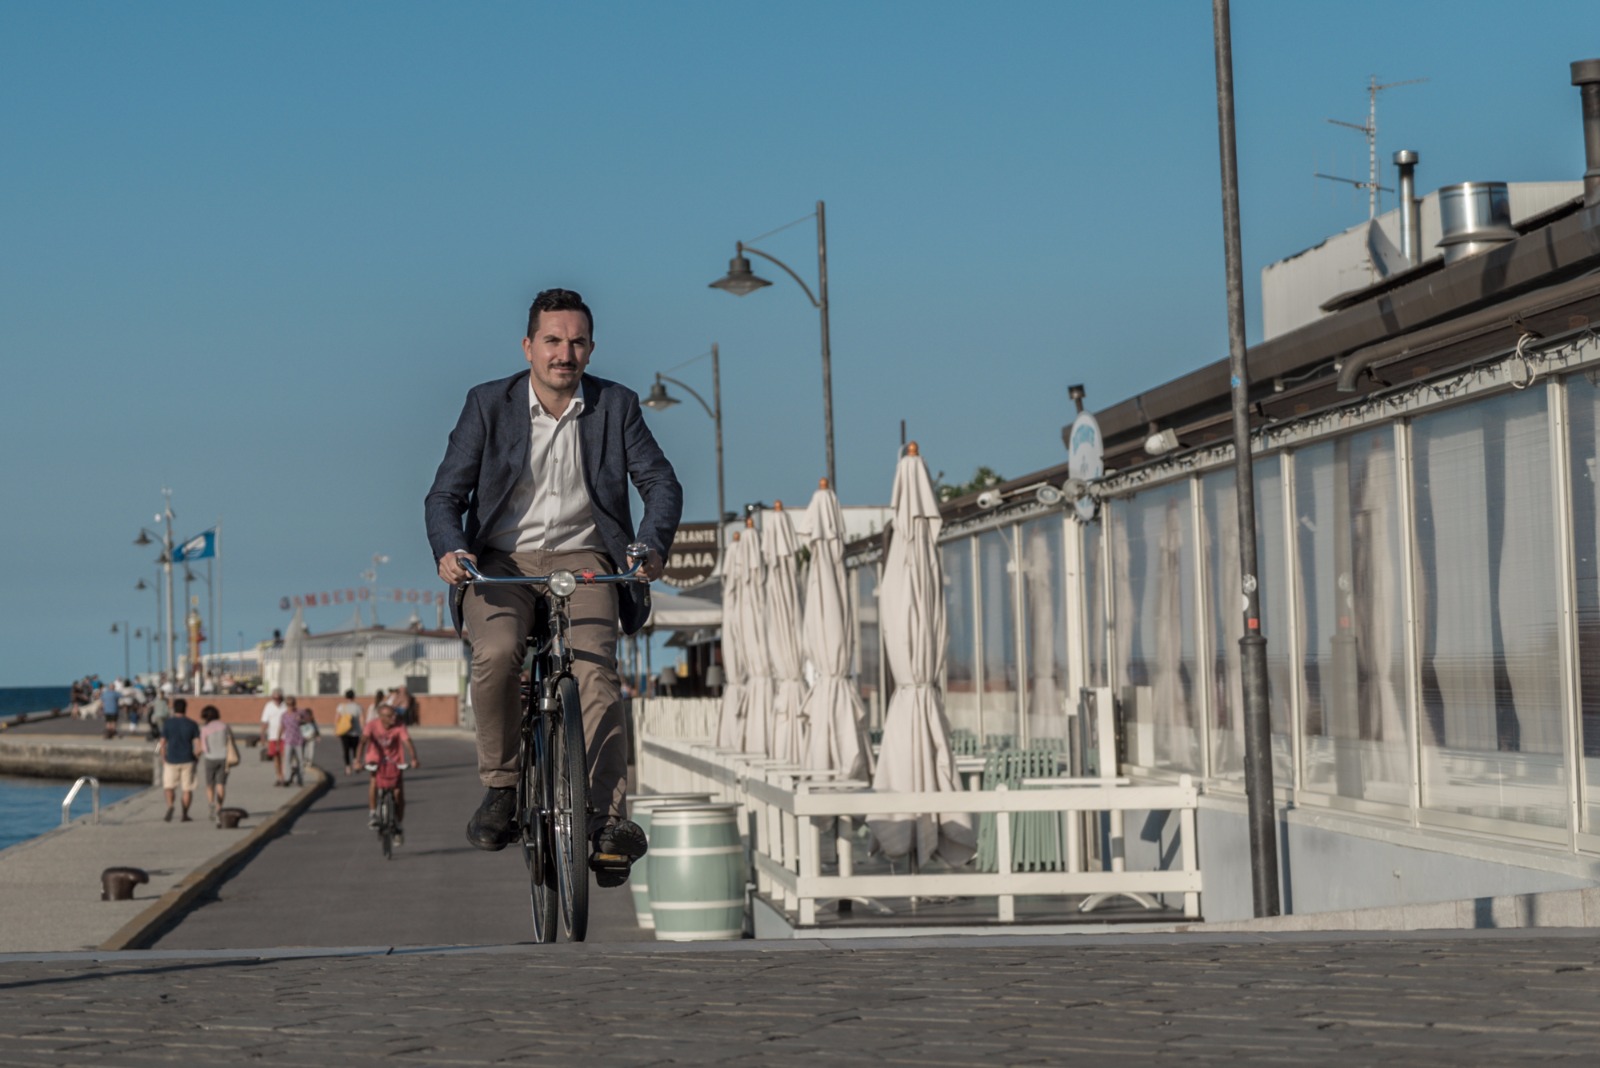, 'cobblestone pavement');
1,931,1597,1064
